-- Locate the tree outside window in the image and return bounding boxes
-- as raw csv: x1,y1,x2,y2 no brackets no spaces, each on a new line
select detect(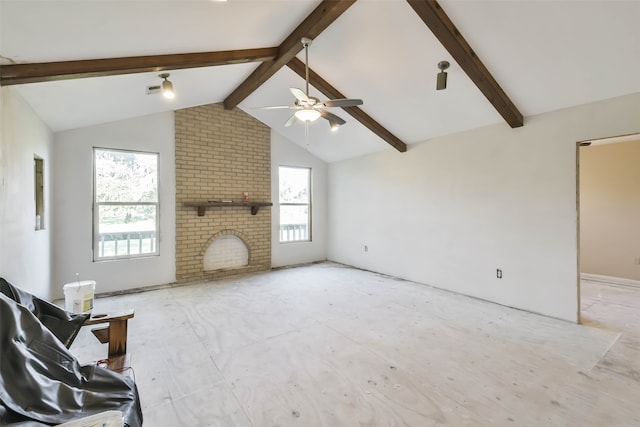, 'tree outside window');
94,148,159,260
